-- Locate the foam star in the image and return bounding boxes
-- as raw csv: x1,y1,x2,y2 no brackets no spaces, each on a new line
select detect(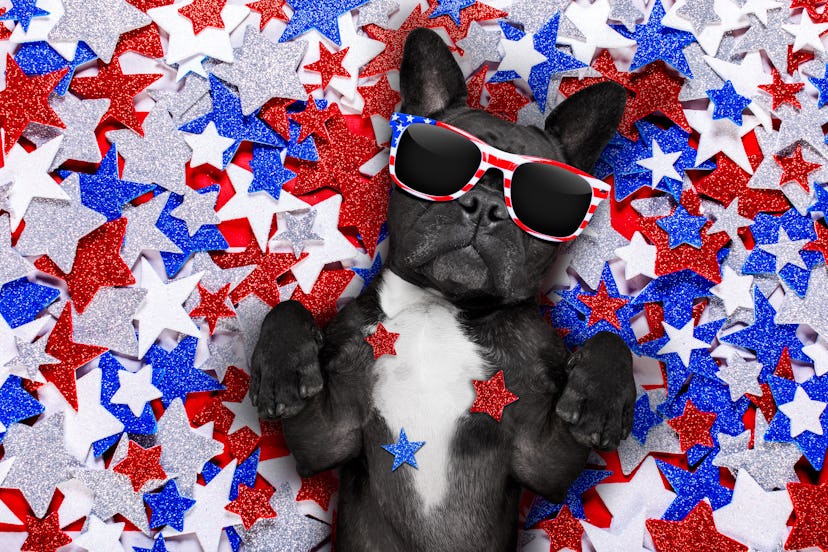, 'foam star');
657,319,712,368
559,0,635,62
704,51,773,130
72,466,153,534
381,428,425,470
20,511,72,552
766,372,828,469
596,455,676,530
613,0,695,76
582,511,646,552
614,231,657,280
0,137,67,230
109,366,161,417
64,368,125,460
636,140,682,188
757,226,810,272
170,186,220,236
224,394,261,435
664,0,747,55
787,480,828,549
657,205,708,249
774,99,828,159
733,9,795,71
120,192,183,268
144,480,195,531
686,105,757,174
469,370,519,423
780,385,828,437
456,20,502,71
0,0,49,32
656,455,733,520
32,94,109,170
183,121,236,169
241,482,329,551
75,145,154,222
783,10,828,52
804,337,828,376
279,0,367,45
739,0,782,24
646,501,747,551
705,198,754,242
3,336,55,382
72,515,124,552
365,322,399,359
146,336,222,407
707,80,752,125
711,266,754,316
